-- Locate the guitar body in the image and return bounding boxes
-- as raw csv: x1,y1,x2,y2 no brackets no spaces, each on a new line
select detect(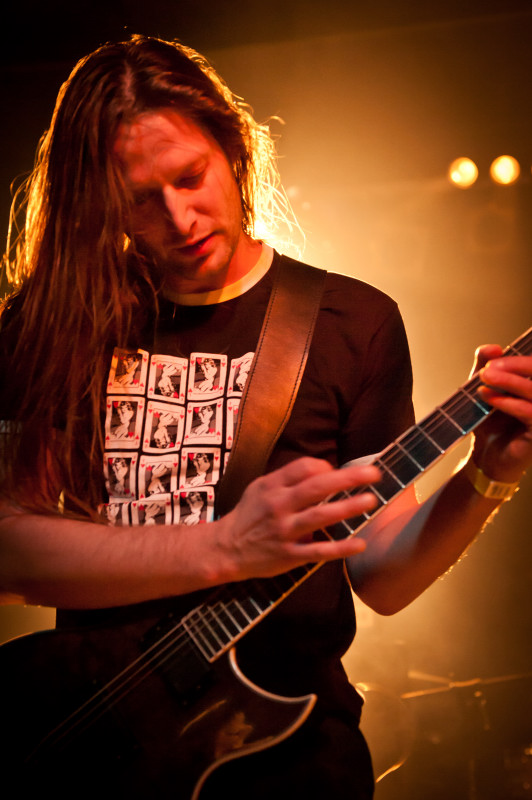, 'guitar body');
1,610,315,799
